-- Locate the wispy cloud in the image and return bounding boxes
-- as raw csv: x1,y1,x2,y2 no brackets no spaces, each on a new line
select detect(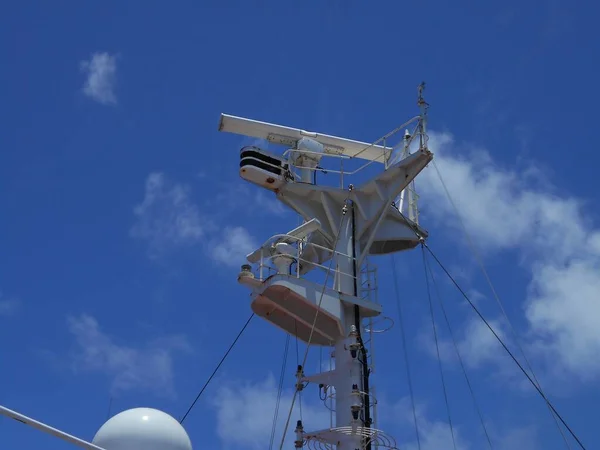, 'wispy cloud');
131,172,211,258
418,315,510,373
80,52,117,105
67,314,190,396
382,396,469,450
210,226,258,267
216,184,288,218
417,131,600,384
131,172,258,266
210,375,330,450
381,395,539,450
212,376,538,450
